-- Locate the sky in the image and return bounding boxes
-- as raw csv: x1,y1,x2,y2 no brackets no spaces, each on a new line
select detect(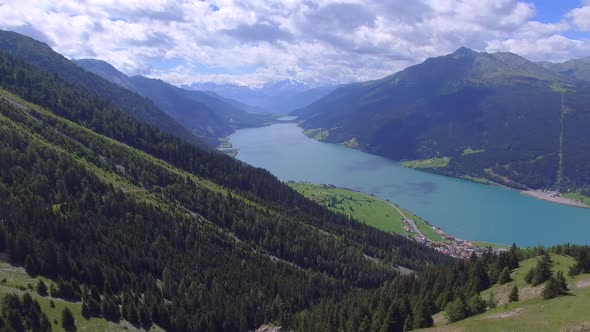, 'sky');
1,0,590,86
